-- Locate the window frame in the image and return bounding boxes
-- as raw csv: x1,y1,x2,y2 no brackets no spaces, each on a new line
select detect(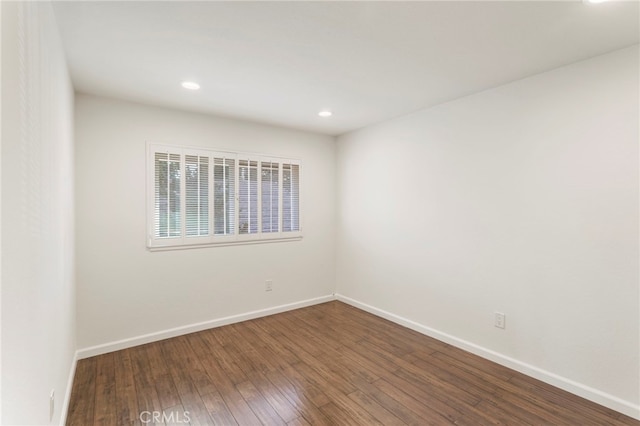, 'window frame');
147,143,302,251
